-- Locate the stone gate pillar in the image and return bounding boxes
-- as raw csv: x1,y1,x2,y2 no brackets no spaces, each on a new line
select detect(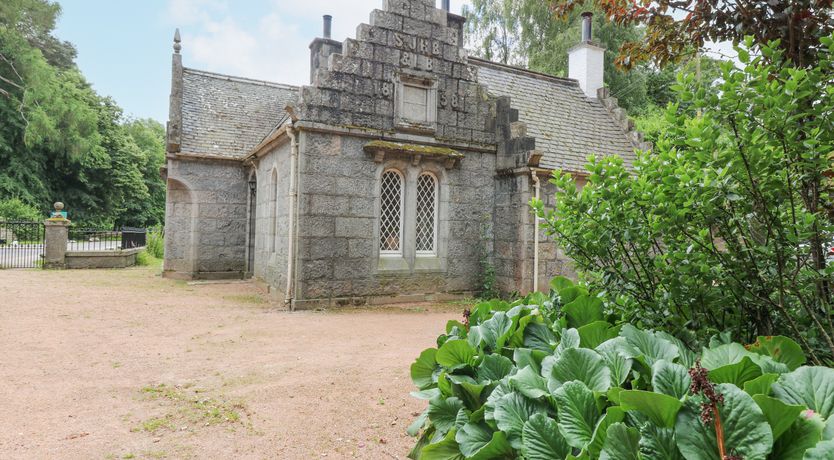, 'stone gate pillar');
43,202,70,269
